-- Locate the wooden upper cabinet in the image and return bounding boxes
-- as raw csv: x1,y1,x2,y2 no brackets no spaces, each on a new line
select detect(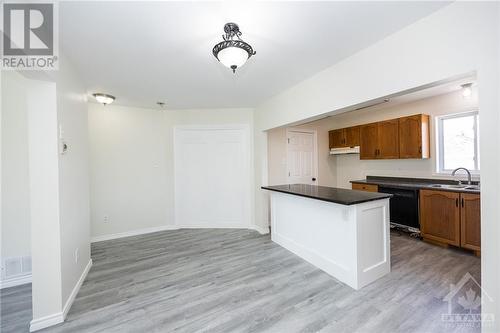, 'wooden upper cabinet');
420,189,460,246
399,114,430,159
360,121,398,159
360,123,378,159
460,193,481,251
329,126,360,149
377,119,400,159
330,114,429,160
329,129,344,149
344,126,360,147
